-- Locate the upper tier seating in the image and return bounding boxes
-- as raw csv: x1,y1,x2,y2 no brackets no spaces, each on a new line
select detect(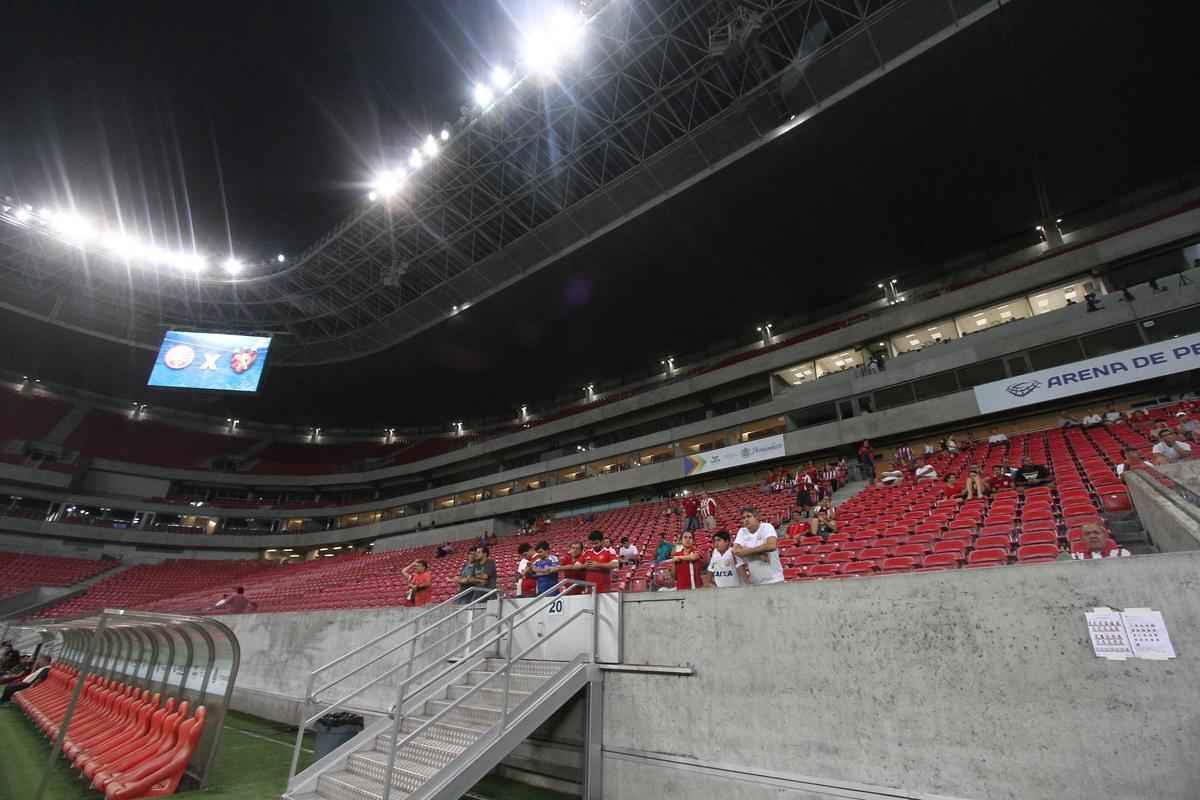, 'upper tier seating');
63,411,248,469
0,391,71,443
0,552,118,600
